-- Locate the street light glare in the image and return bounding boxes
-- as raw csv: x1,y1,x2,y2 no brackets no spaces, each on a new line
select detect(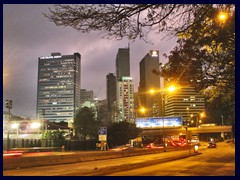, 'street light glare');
11,123,19,129
168,85,176,93
139,107,146,113
149,89,155,94
200,112,205,117
218,12,228,21
31,122,41,129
